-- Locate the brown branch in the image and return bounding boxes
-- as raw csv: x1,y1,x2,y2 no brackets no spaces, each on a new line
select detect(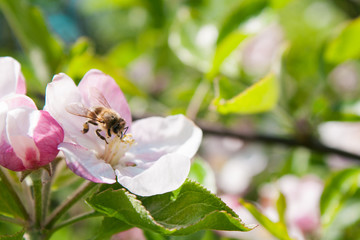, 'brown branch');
196,121,360,161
